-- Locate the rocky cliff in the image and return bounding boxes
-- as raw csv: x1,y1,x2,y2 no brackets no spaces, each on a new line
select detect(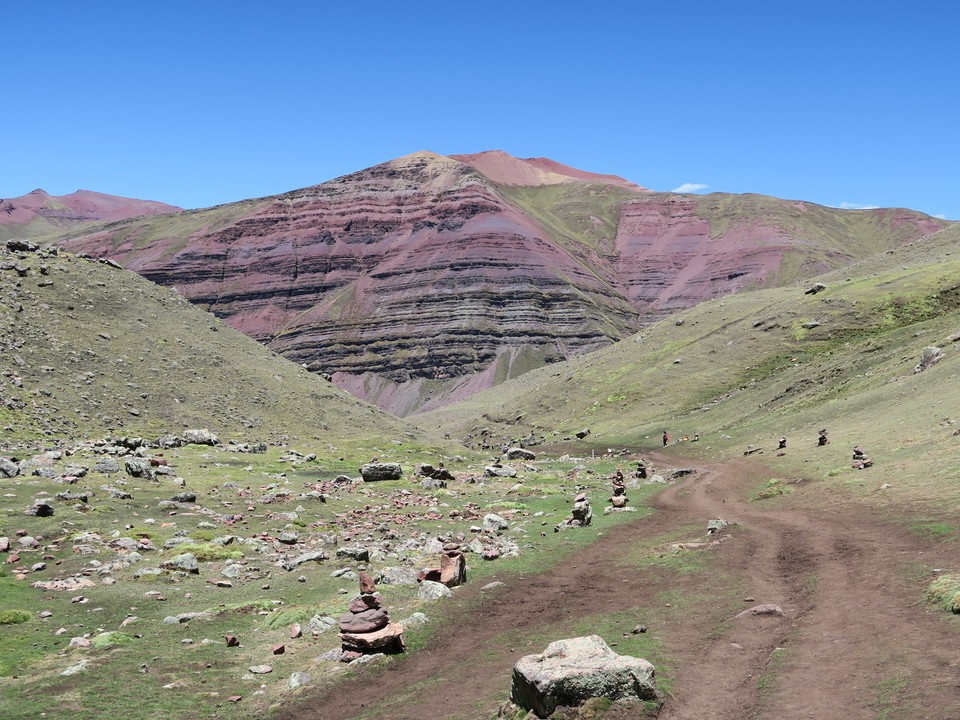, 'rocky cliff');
55,151,948,416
